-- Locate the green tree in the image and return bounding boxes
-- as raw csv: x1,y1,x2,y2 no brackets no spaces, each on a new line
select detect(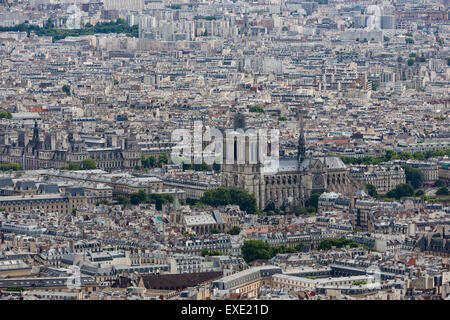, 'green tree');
200,187,232,207
62,84,71,95
199,187,257,214
201,250,222,257
149,193,173,210
228,226,241,235
318,238,361,250
241,240,272,262
306,193,321,211
436,187,449,196
386,183,414,200
248,105,265,113
263,202,276,213
81,158,97,170
400,151,413,160
130,190,147,205
117,195,129,205
212,162,221,171
0,163,22,171
404,165,423,189
413,151,426,161
384,150,397,161
434,180,446,187
0,111,12,119
158,153,169,167
366,184,378,198
415,190,425,197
